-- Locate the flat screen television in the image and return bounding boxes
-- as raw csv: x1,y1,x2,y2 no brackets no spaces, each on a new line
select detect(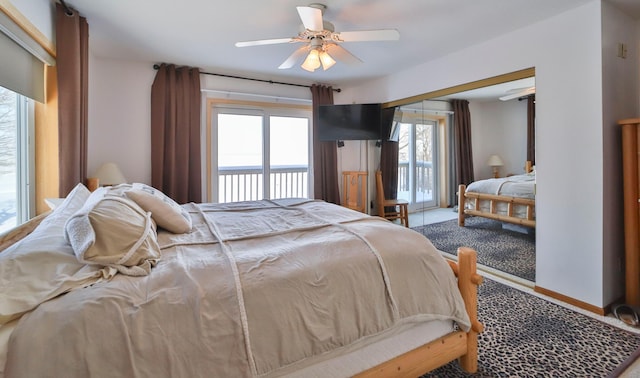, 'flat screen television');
318,103,382,141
